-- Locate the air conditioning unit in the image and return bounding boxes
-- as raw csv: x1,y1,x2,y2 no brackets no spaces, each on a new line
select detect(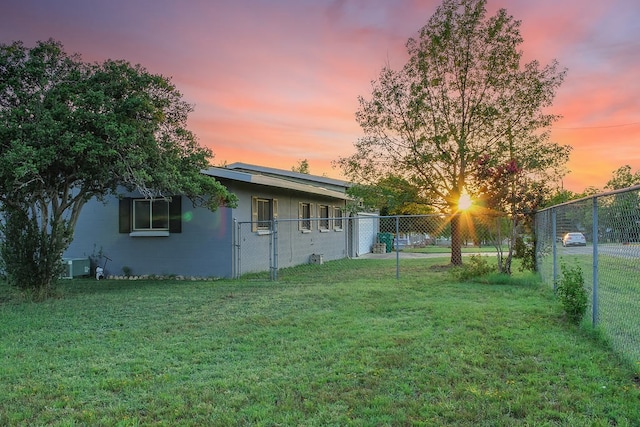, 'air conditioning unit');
61,258,91,279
